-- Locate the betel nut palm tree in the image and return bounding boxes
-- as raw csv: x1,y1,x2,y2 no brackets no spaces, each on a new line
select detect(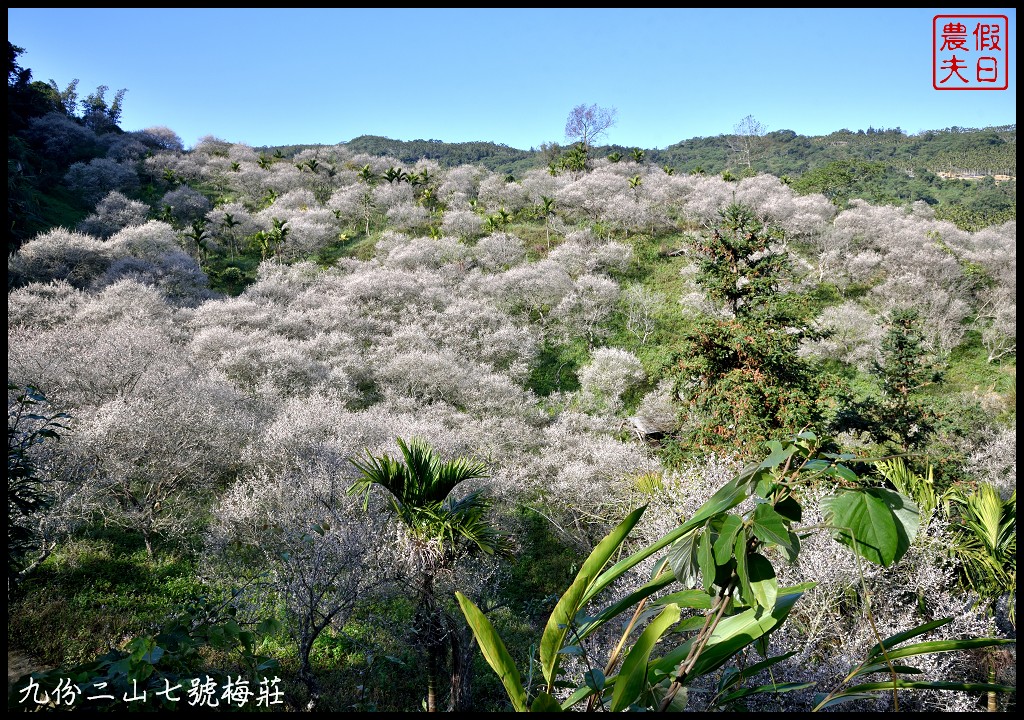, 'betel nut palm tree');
348,437,507,712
